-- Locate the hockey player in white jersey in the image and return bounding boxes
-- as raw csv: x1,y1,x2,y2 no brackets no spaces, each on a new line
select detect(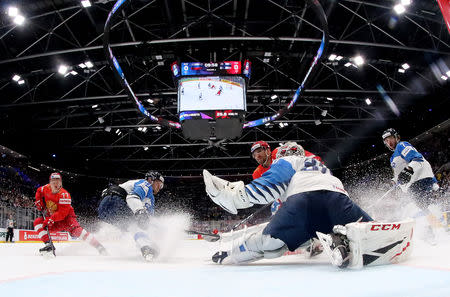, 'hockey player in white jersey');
382,128,439,203
98,171,164,261
382,128,442,243
204,142,414,268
